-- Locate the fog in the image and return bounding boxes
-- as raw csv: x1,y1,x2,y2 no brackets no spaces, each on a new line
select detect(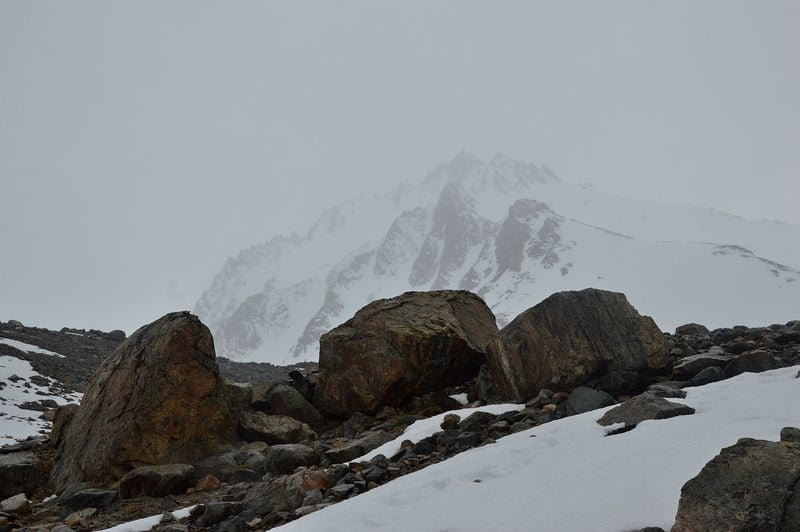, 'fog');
1,1,798,334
